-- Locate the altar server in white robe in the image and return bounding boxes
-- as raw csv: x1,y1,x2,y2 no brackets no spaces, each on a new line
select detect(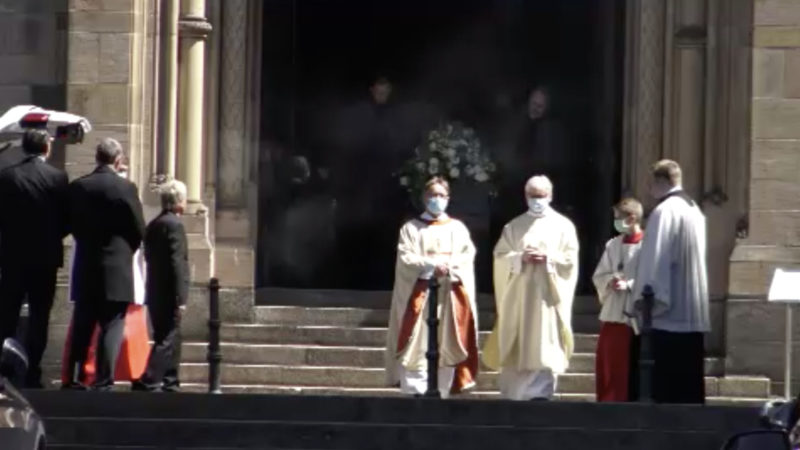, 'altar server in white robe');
483,175,579,400
385,177,479,398
592,197,644,402
632,159,709,404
